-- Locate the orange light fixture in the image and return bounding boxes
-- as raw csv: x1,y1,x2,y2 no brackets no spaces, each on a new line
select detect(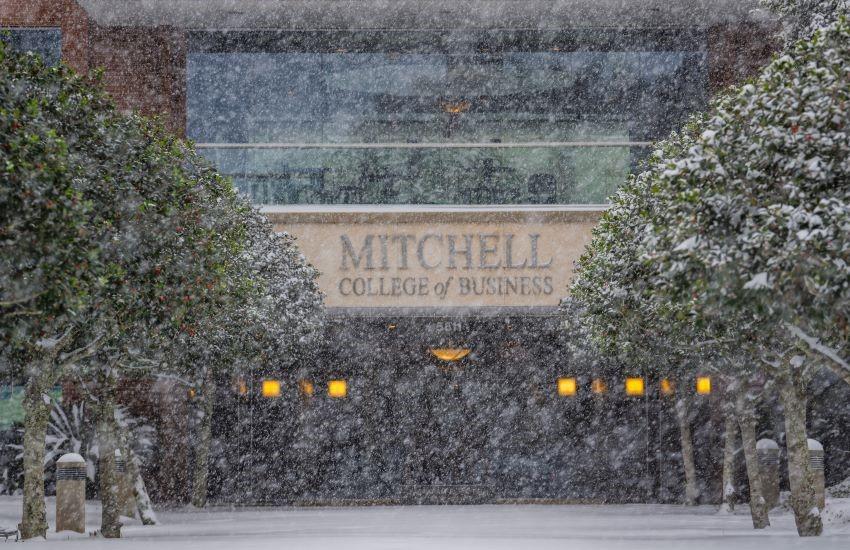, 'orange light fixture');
696,376,712,395
187,388,196,399
660,378,675,396
557,377,577,397
261,379,281,398
235,378,248,396
299,380,314,397
328,379,348,398
440,99,471,114
430,348,471,362
591,378,607,394
625,377,645,396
